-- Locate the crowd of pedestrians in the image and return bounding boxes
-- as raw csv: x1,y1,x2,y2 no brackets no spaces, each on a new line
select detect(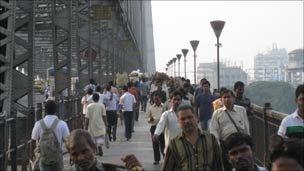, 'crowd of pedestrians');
29,73,303,171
